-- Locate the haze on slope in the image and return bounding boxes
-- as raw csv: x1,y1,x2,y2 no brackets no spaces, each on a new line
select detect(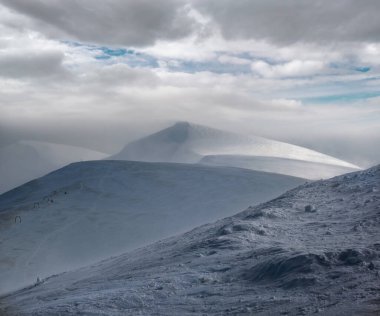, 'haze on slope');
110,122,360,179
0,140,107,194
2,165,378,315
0,160,304,295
